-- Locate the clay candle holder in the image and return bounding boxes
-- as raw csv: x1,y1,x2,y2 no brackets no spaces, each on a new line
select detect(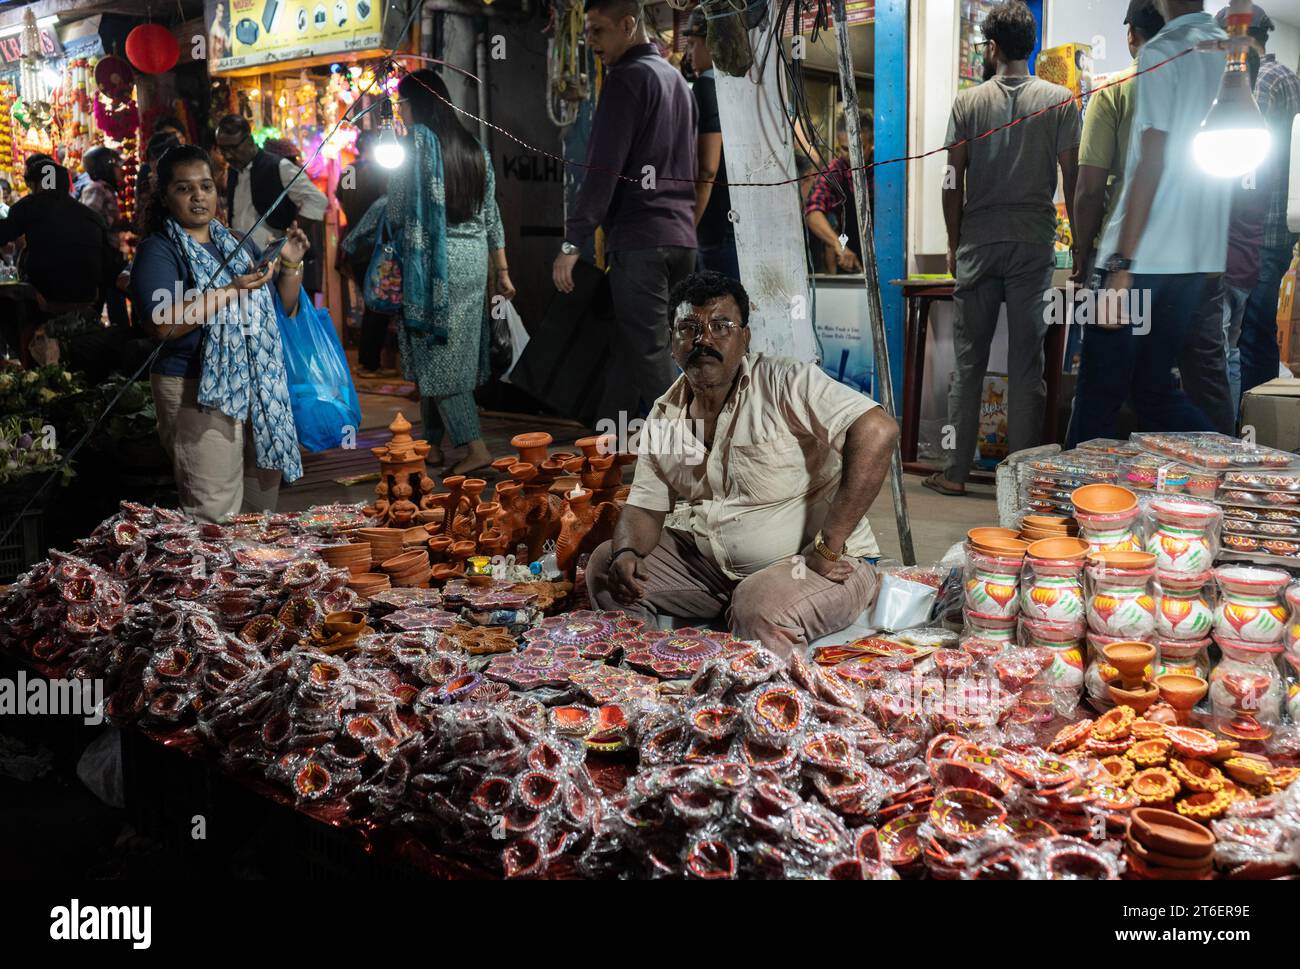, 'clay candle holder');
1102,641,1157,689
1107,681,1159,716
510,431,553,466
1154,672,1208,726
